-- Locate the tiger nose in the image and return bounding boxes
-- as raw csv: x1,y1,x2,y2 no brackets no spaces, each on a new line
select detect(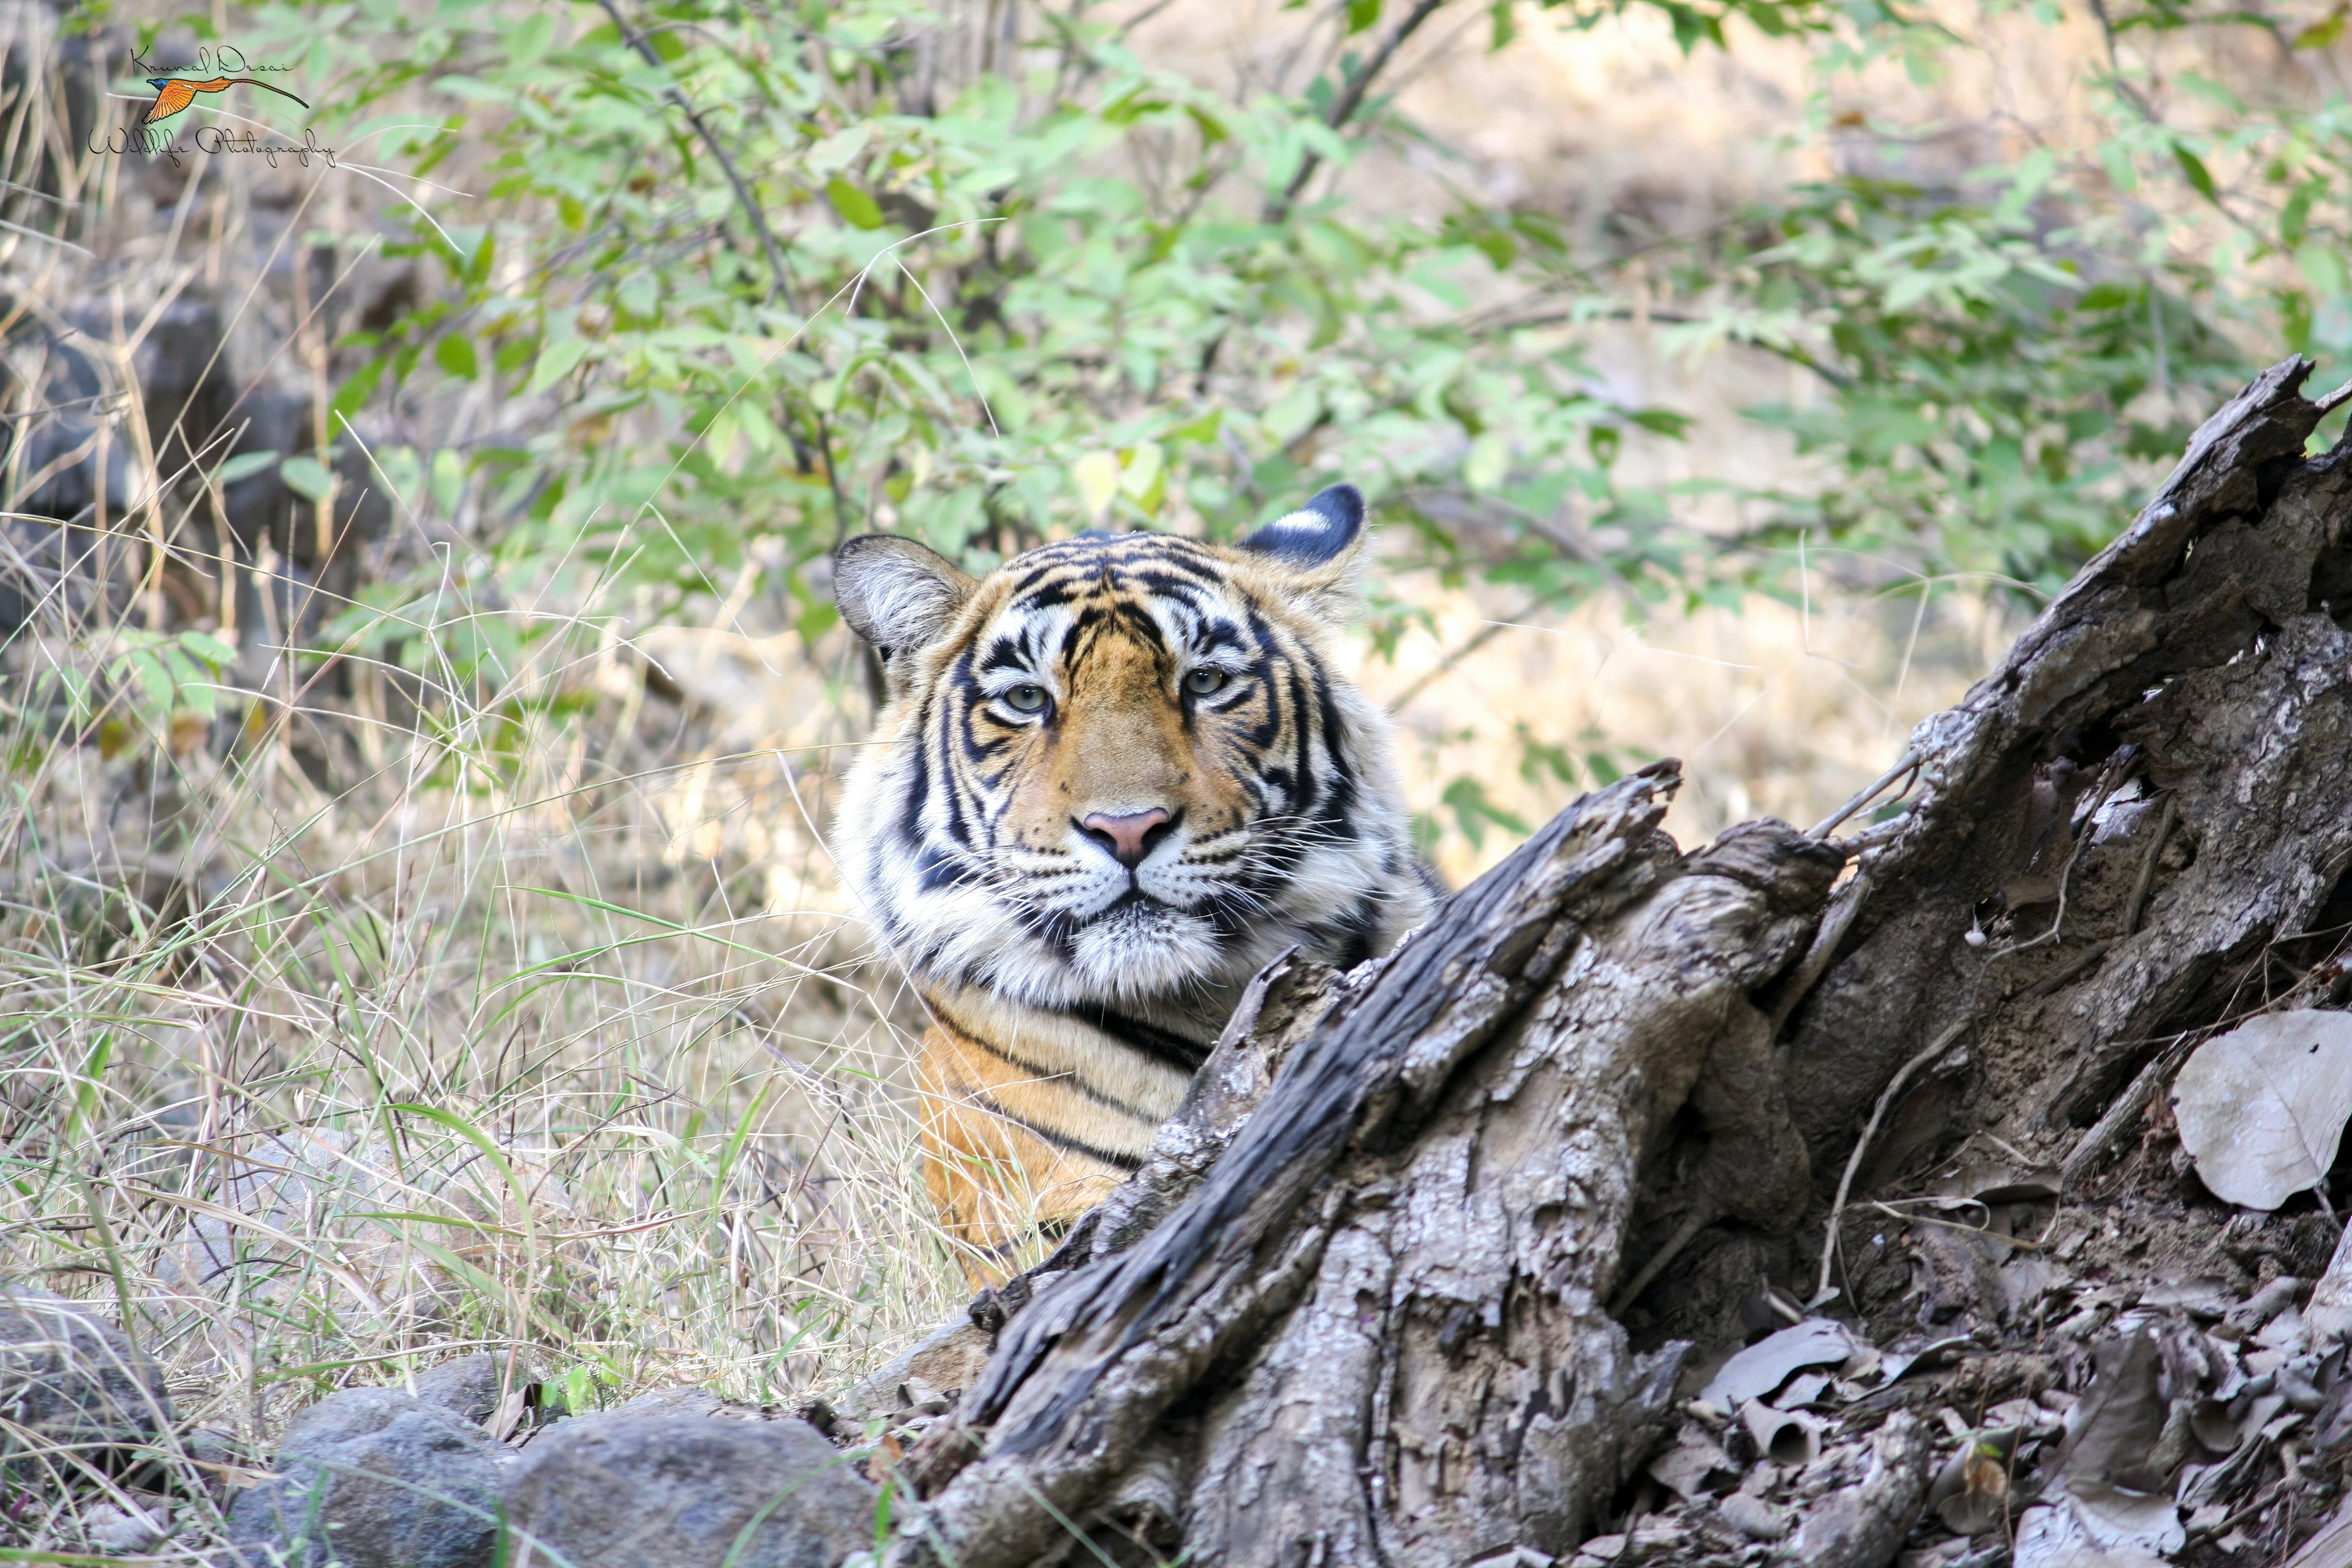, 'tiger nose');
1077,808,1172,869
